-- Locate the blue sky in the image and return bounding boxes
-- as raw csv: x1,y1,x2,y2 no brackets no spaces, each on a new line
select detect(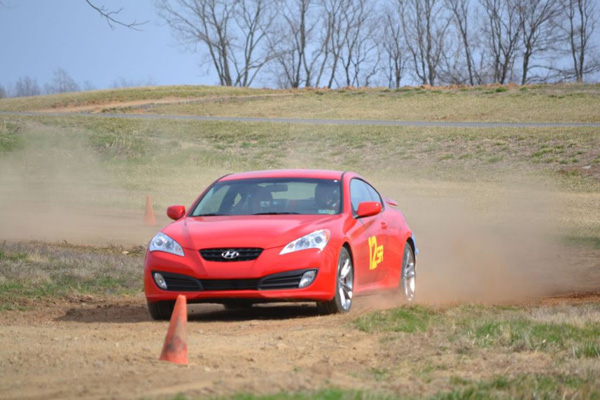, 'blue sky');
0,1,214,90
1,1,598,92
